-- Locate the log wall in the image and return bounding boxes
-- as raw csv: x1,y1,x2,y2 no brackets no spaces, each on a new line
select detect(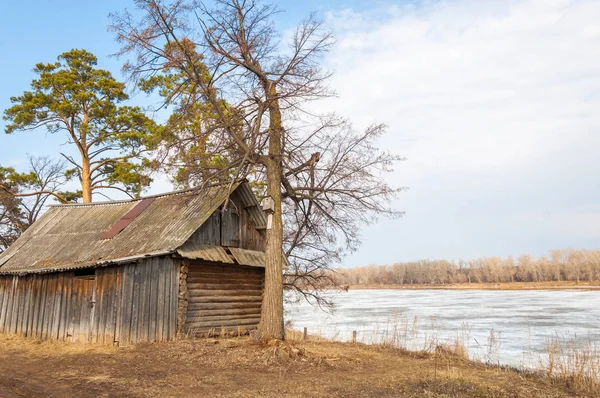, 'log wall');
0,256,179,345
185,260,264,335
